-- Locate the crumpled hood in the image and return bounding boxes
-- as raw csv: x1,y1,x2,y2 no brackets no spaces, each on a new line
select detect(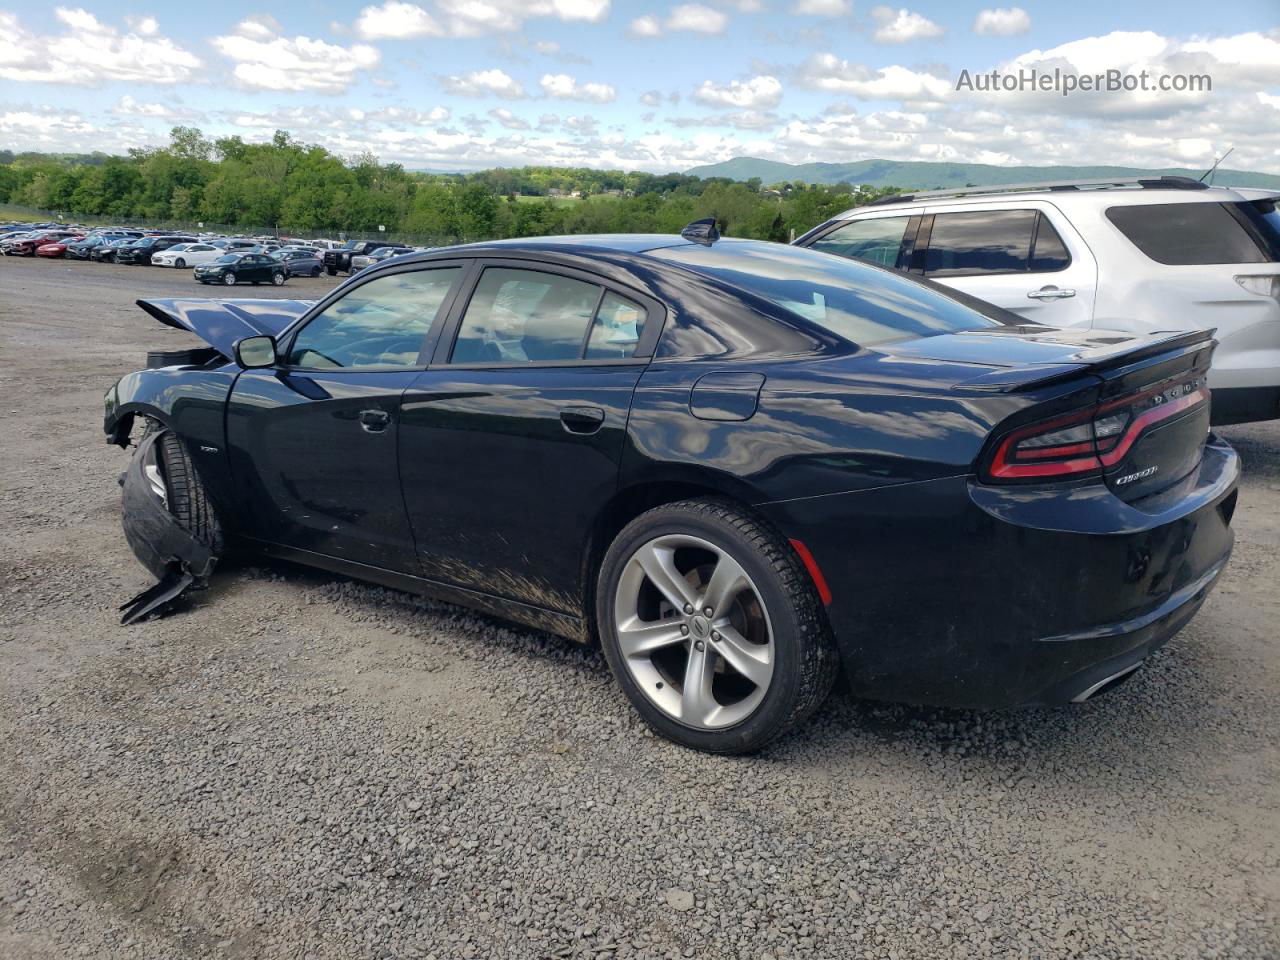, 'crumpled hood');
136,298,314,359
